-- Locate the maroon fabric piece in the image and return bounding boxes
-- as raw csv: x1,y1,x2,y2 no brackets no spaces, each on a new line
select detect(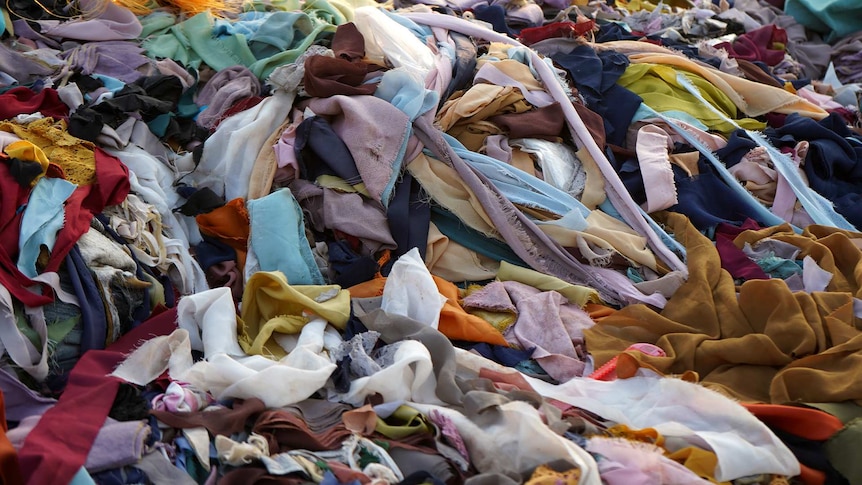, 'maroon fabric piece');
18,350,123,485
714,220,770,281
715,25,788,67
331,22,365,61
302,56,378,98
44,147,130,274
573,102,607,149
0,161,54,306
0,87,69,121
211,96,264,130
489,102,565,141
518,21,596,46
18,308,178,485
